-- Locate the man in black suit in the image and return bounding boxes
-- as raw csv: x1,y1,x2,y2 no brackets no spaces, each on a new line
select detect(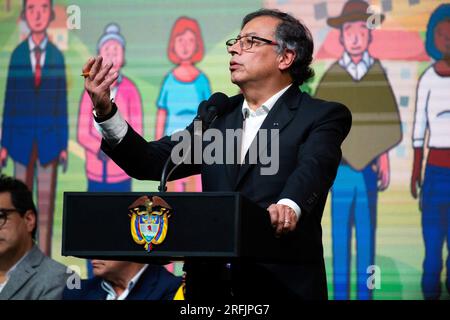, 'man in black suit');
82,9,351,300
